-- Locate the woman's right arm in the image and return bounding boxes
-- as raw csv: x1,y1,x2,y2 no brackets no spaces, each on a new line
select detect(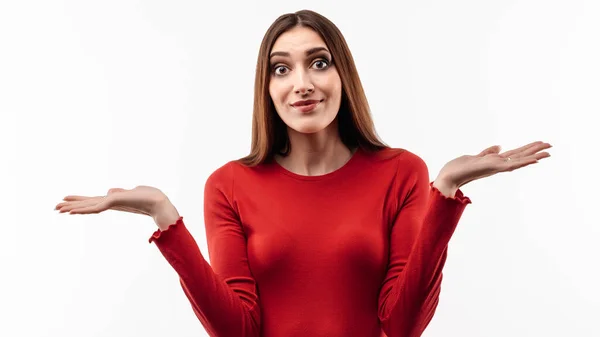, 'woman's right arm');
149,164,261,337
